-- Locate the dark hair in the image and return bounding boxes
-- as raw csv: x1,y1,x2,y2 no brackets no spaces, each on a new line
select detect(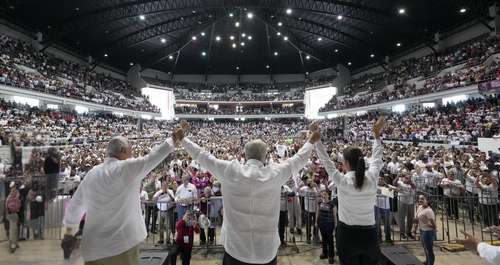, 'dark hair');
343,147,366,190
